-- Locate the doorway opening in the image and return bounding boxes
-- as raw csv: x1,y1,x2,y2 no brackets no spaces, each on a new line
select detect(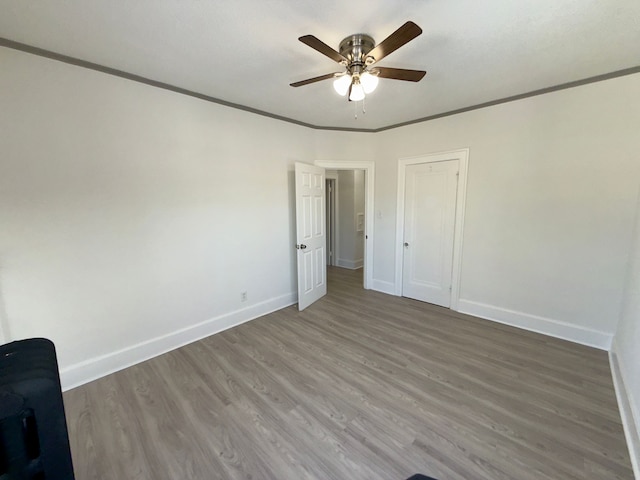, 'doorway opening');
325,170,365,289
325,177,337,267
316,161,375,291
